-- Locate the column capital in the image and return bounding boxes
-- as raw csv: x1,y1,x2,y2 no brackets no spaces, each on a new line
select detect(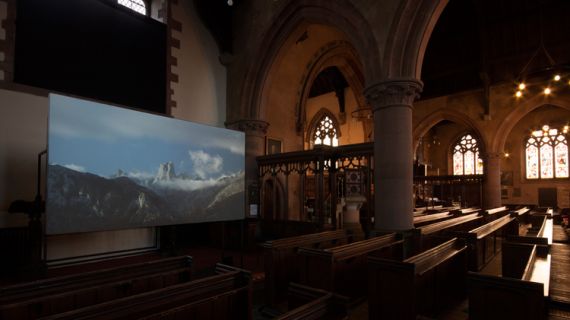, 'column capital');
225,119,269,136
364,78,423,111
